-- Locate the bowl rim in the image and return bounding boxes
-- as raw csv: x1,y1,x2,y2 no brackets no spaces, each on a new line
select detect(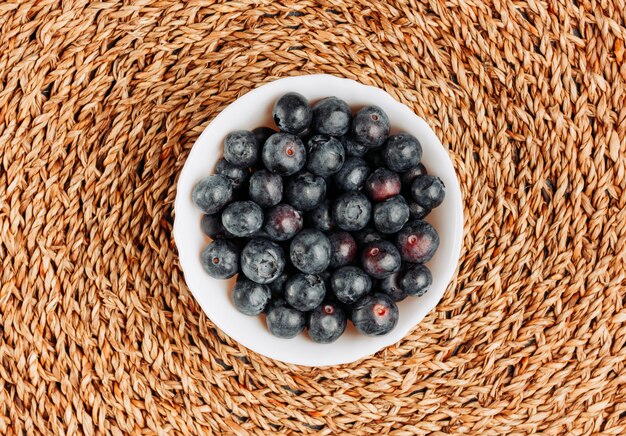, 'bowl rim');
174,74,464,367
